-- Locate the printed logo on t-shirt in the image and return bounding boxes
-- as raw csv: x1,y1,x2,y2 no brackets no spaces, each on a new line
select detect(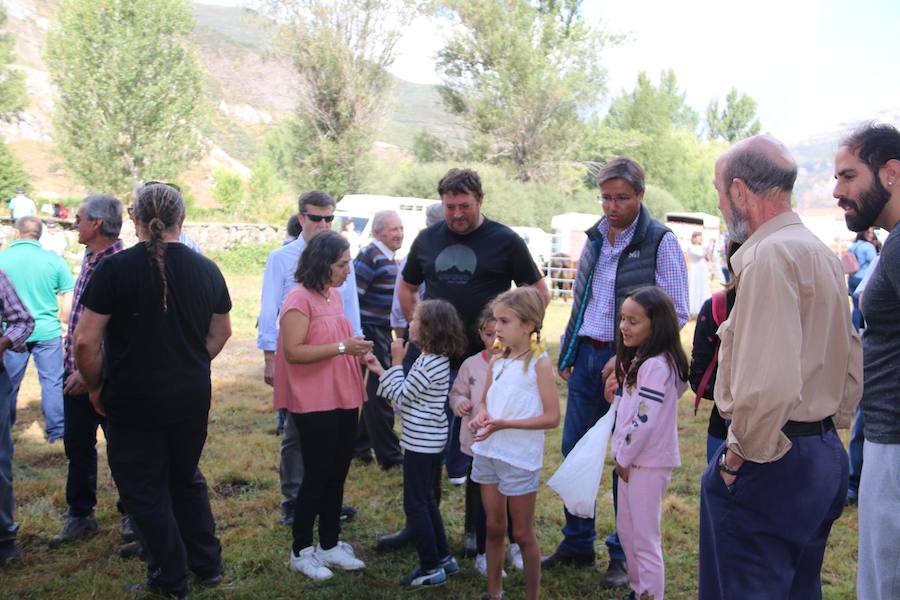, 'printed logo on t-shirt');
435,244,478,285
